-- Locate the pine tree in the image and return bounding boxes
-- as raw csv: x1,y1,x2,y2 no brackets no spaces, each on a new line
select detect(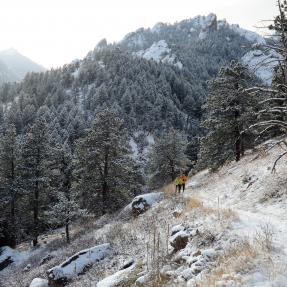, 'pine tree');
0,124,21,247
21,119,51,246
76,109,134,215
198,61,258,170
148,128,190,187
46,144,85,244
